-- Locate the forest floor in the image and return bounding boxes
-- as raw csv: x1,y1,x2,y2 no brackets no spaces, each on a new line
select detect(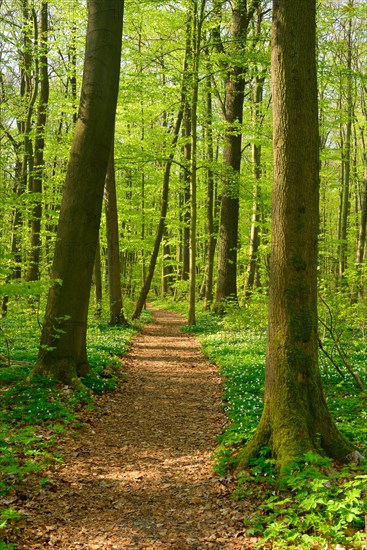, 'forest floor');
11,307,256,549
